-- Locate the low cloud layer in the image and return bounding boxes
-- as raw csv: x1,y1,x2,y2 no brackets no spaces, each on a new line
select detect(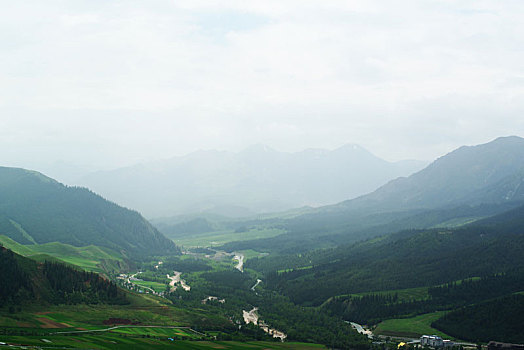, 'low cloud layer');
1,1,523,170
